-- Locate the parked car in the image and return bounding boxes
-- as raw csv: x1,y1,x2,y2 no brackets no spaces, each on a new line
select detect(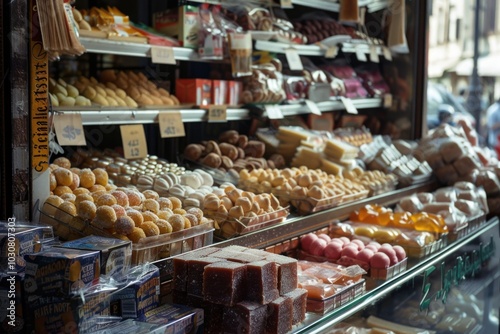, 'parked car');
427,82,476,129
